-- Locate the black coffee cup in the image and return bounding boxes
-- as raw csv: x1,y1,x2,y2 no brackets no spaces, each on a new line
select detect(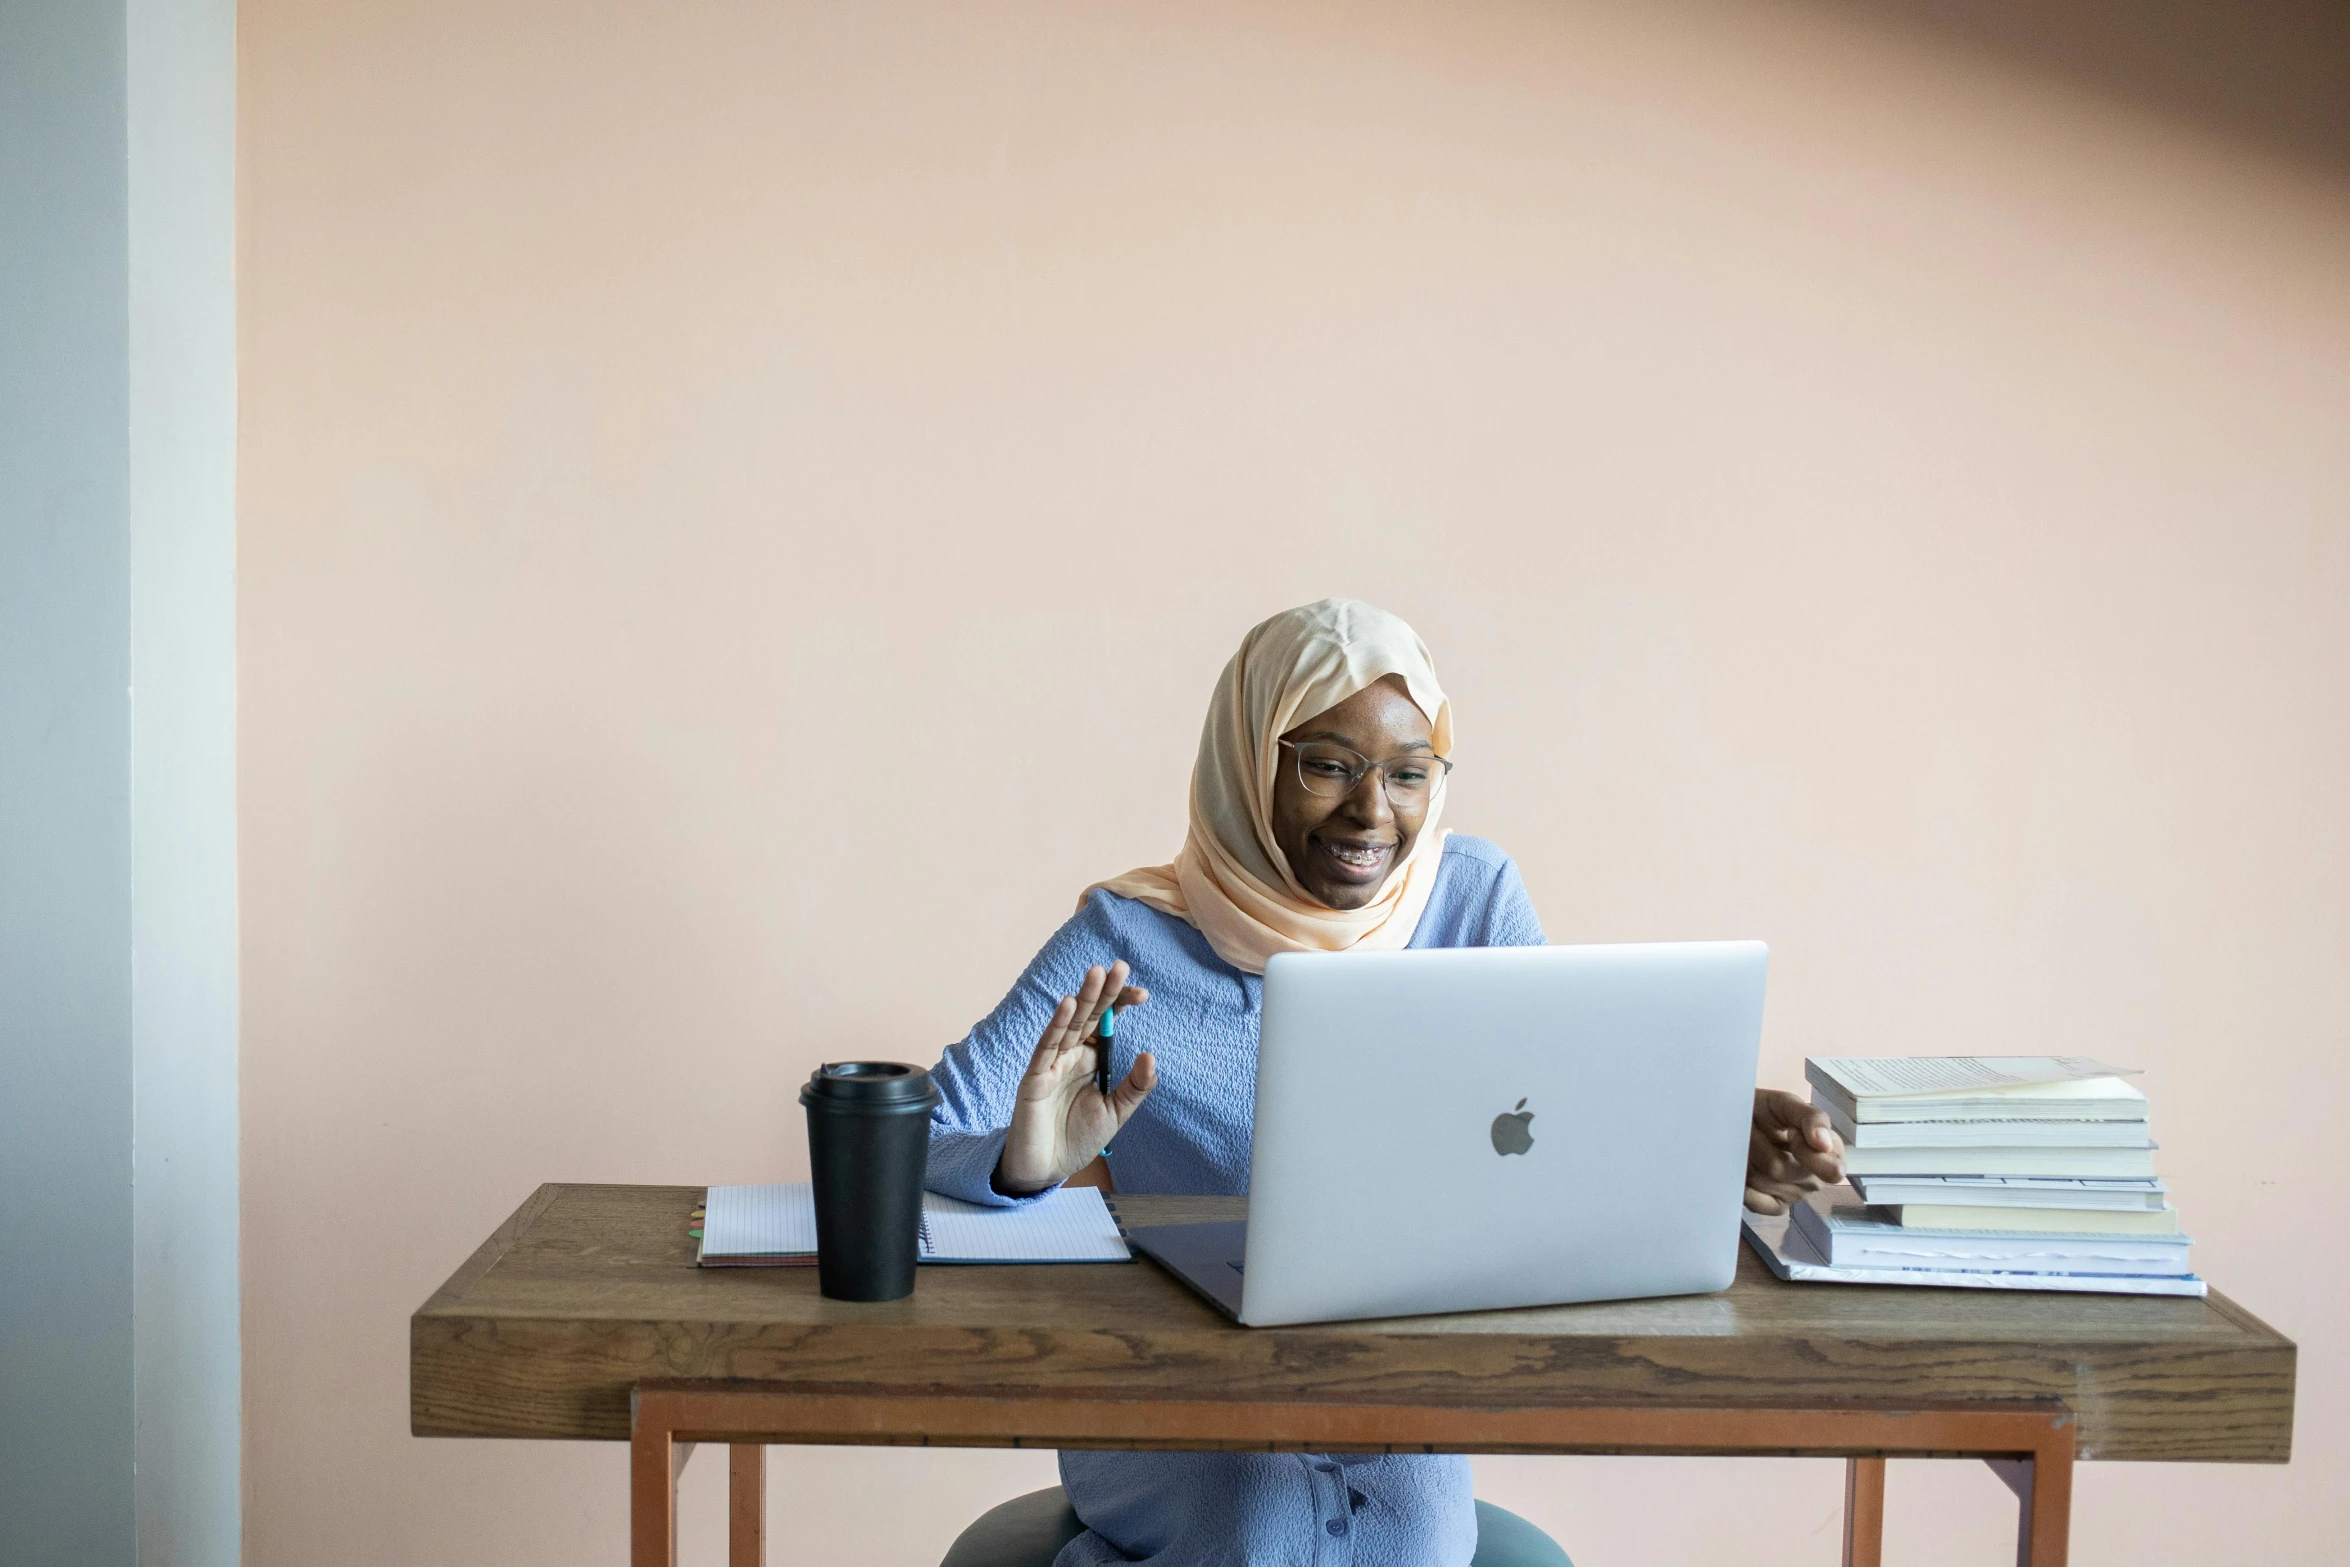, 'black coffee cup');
799,1061,941,1302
